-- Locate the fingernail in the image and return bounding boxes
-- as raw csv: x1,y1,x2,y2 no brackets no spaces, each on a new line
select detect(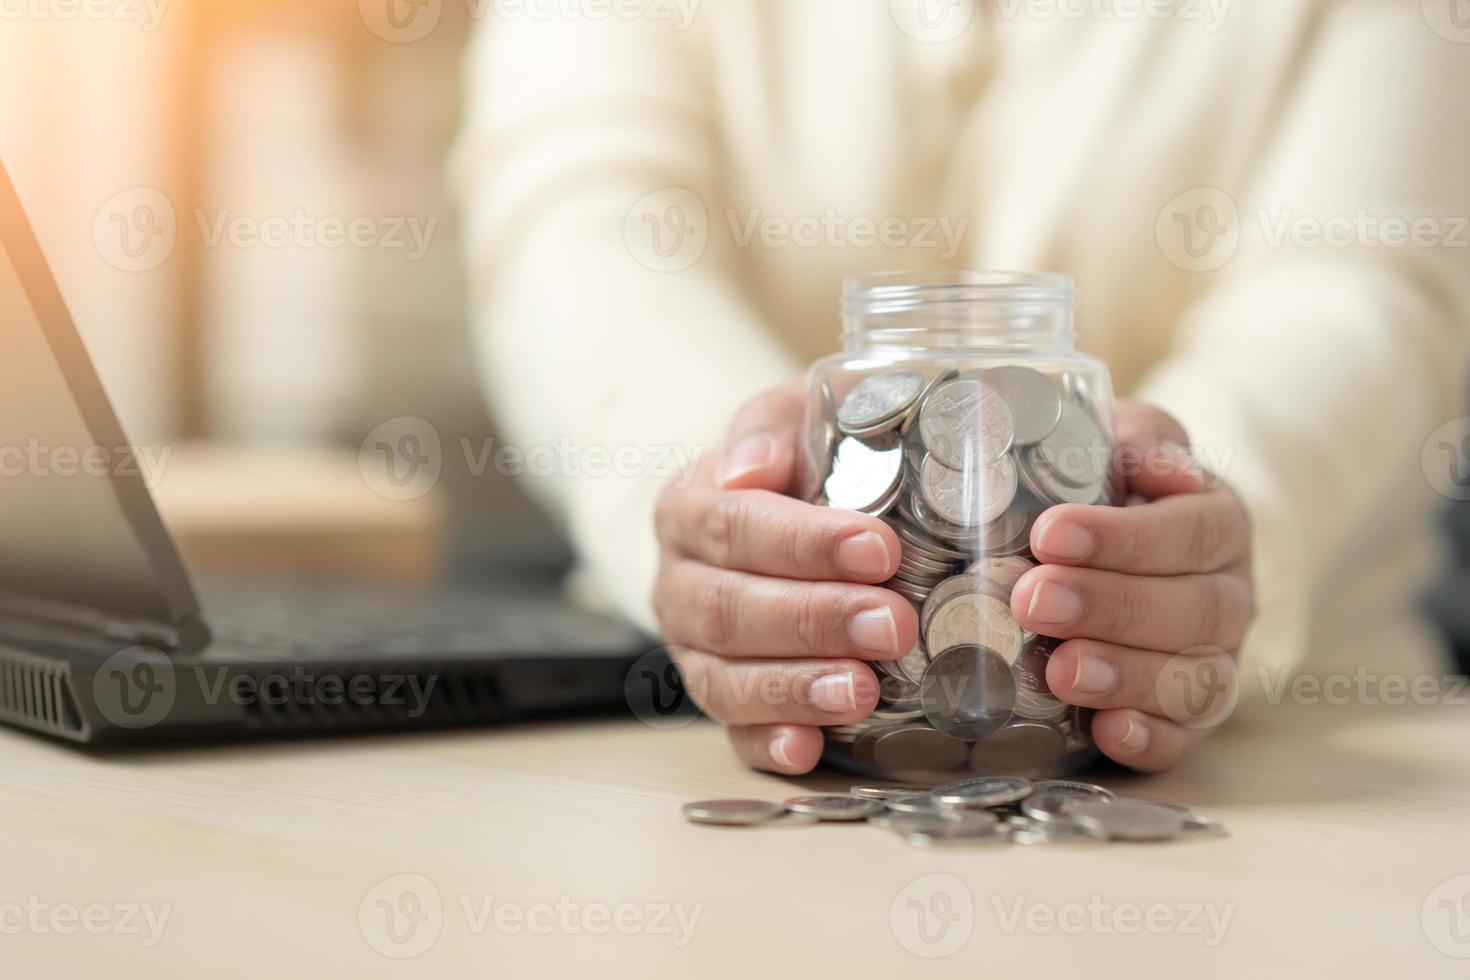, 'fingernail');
1037,518,1095,562
810,673,857,712
770,734,795,768
716,434,775,487
847,607,899,655
1118,717,1151,754
1072,653,1117,695
835,531,893,578
1026,580,1083,627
